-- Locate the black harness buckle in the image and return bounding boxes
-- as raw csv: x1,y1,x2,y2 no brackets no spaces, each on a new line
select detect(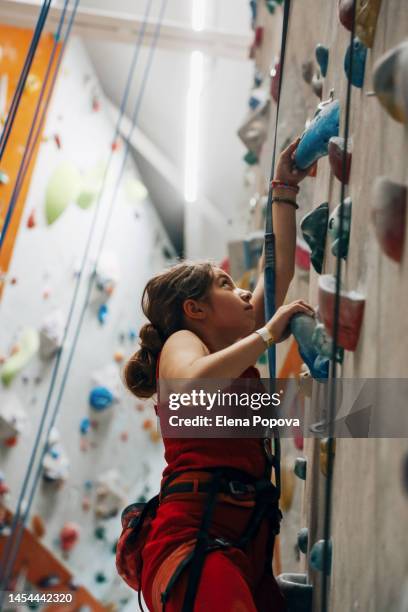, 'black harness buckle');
228,480,254,496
